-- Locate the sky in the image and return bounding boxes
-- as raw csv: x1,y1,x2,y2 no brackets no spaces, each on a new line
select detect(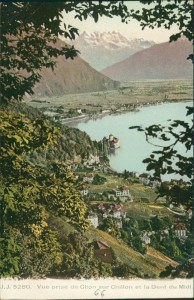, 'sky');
62,1,179,43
